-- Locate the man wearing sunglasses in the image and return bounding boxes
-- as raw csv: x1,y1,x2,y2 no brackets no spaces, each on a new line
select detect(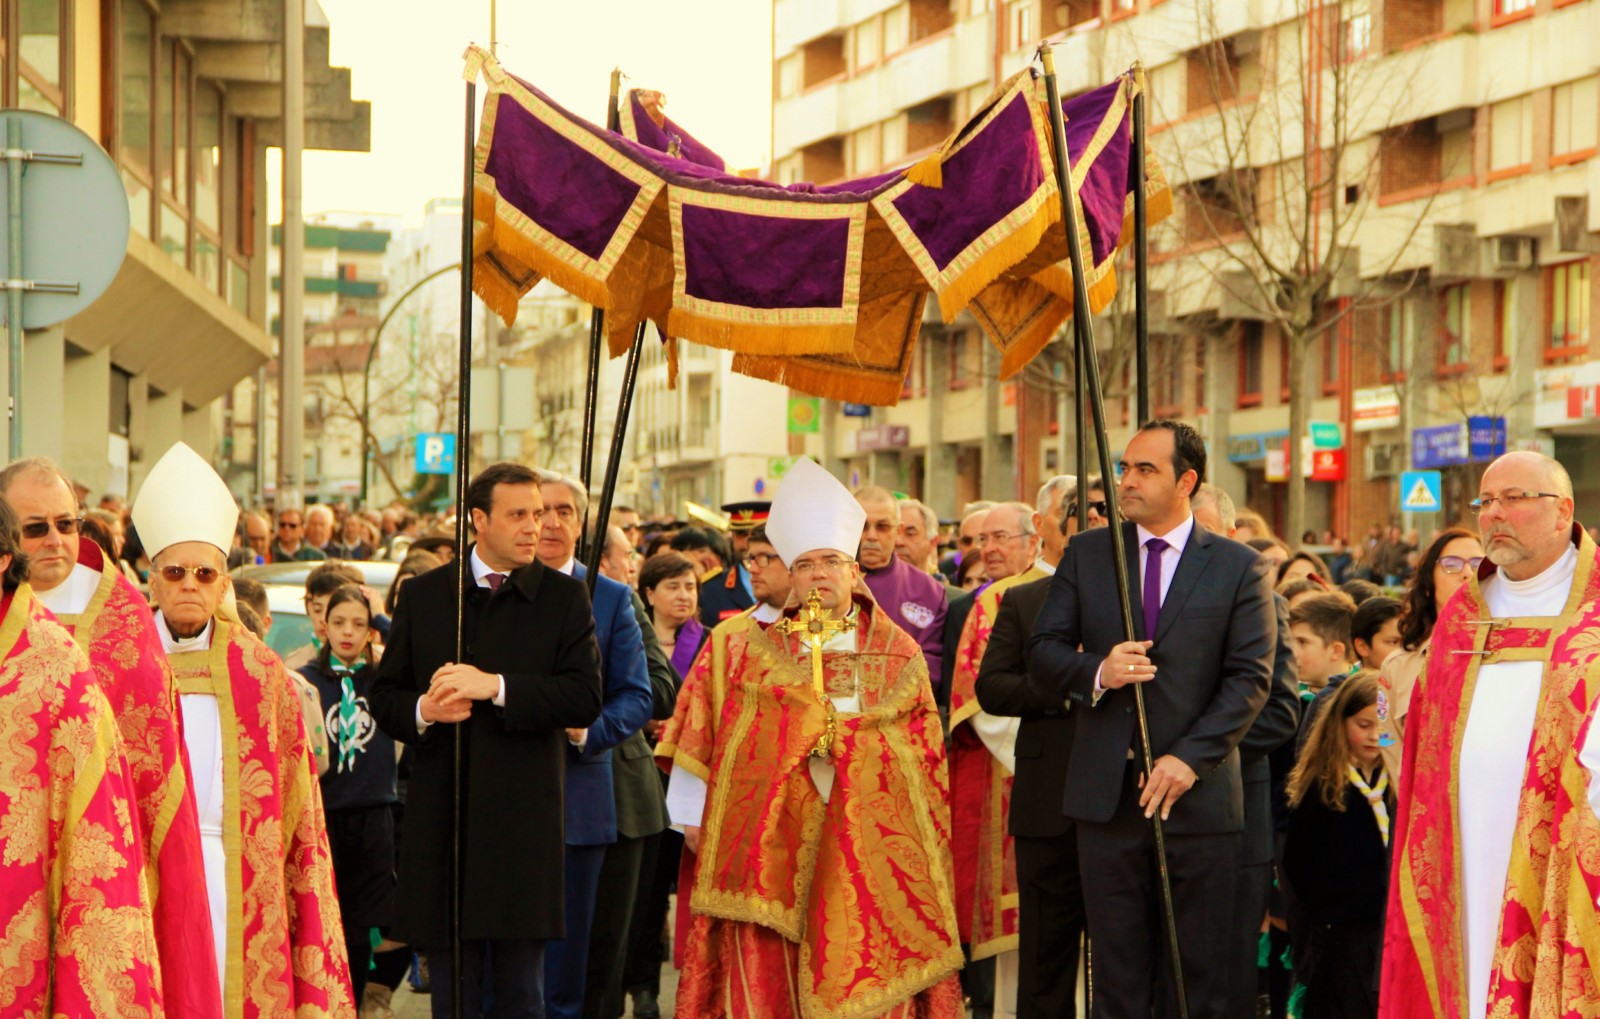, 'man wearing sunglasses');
133,442,354,1016
0,486,167,1014
1384,451,1600,1018
0,456,224,1017
271,507,327,563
